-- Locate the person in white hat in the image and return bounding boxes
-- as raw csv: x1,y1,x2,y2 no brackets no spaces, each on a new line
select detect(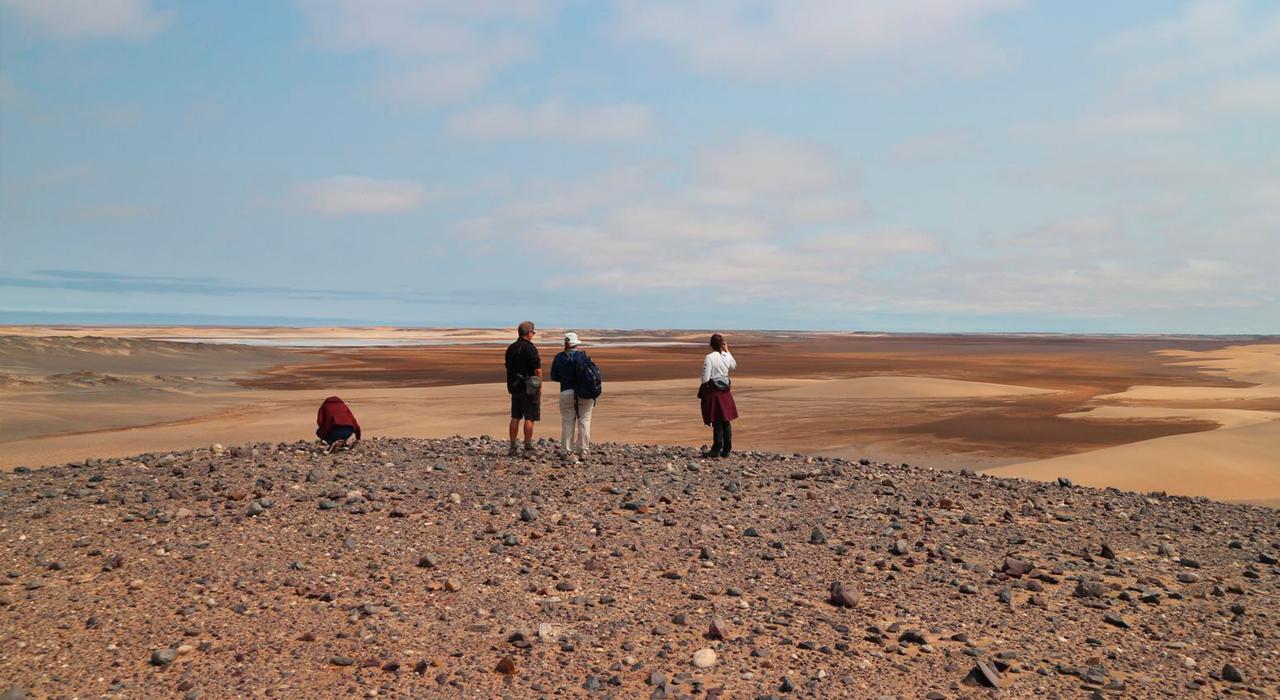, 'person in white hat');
549,331,598,460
